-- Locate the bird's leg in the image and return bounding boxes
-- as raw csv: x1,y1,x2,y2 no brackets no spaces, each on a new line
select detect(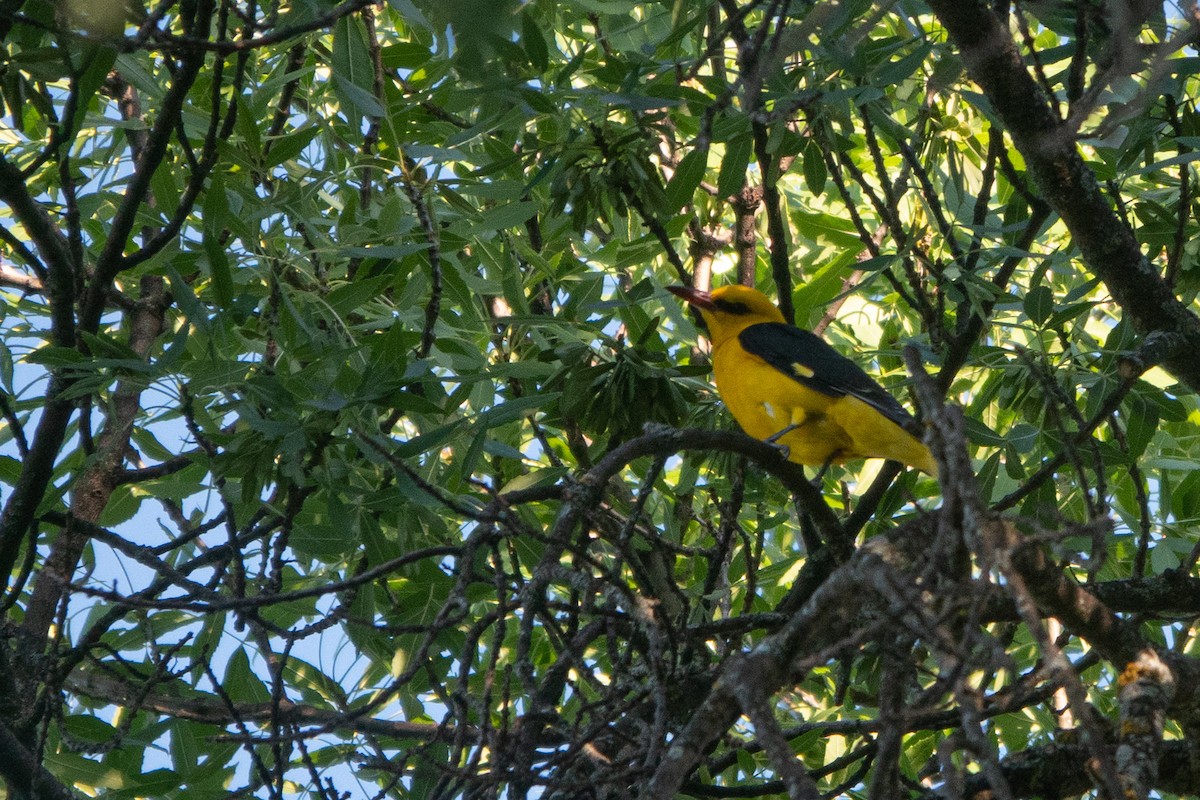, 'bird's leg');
763,422,800,460
765,423,799,444
764,405,815,461
811,453,838,487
